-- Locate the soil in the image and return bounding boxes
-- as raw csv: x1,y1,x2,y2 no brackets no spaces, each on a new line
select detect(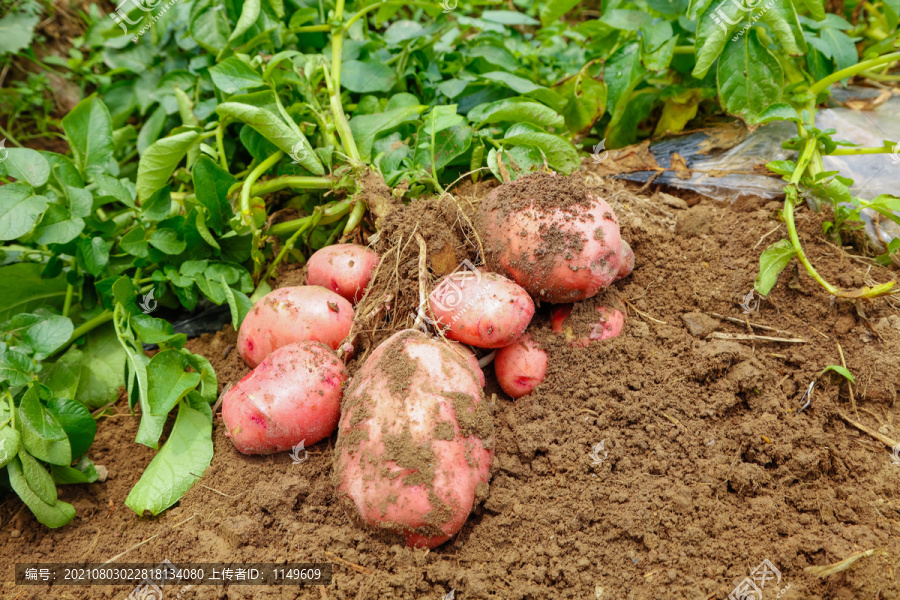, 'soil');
3,163,900,600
